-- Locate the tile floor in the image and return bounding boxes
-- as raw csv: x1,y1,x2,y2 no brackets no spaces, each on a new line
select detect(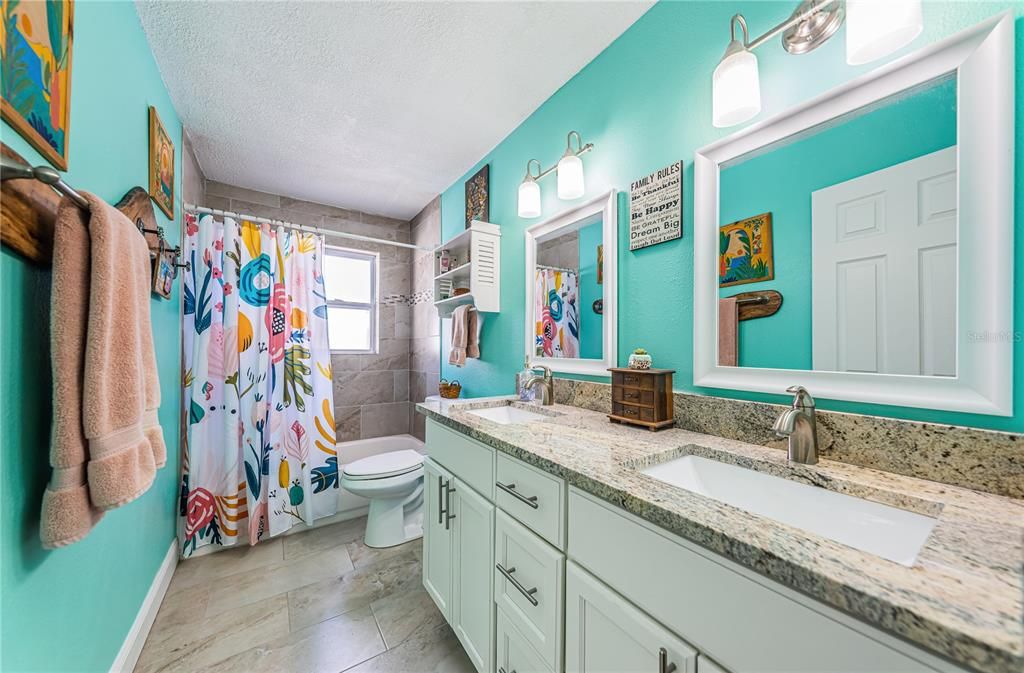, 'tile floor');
134,518,475,673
